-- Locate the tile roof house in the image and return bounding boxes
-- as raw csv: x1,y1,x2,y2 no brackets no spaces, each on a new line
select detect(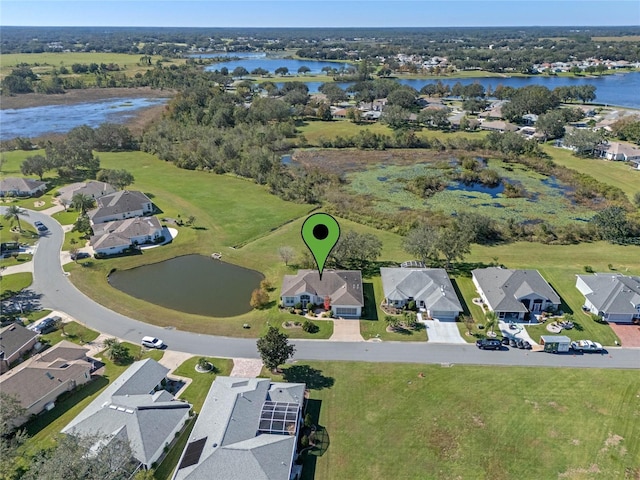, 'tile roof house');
0,322,39,374
58,180,116,203
62,359,191,470
472,267,561,320
0,177,47,197
172,377,306,480
593,141,640,162
88,190,154,225
576,273,640,323
90,216,163,256
281,270,364,318
479,120,519,133
380,267,462,321
0,340,92,426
